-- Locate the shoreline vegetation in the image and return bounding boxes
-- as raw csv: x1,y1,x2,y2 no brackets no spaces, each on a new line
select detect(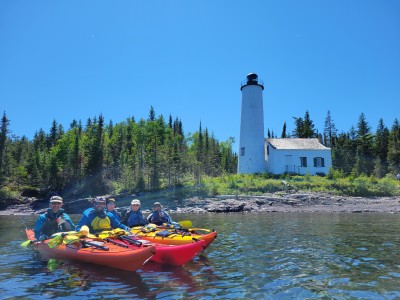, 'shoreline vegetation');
1,174,400,215
1,110,399,216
